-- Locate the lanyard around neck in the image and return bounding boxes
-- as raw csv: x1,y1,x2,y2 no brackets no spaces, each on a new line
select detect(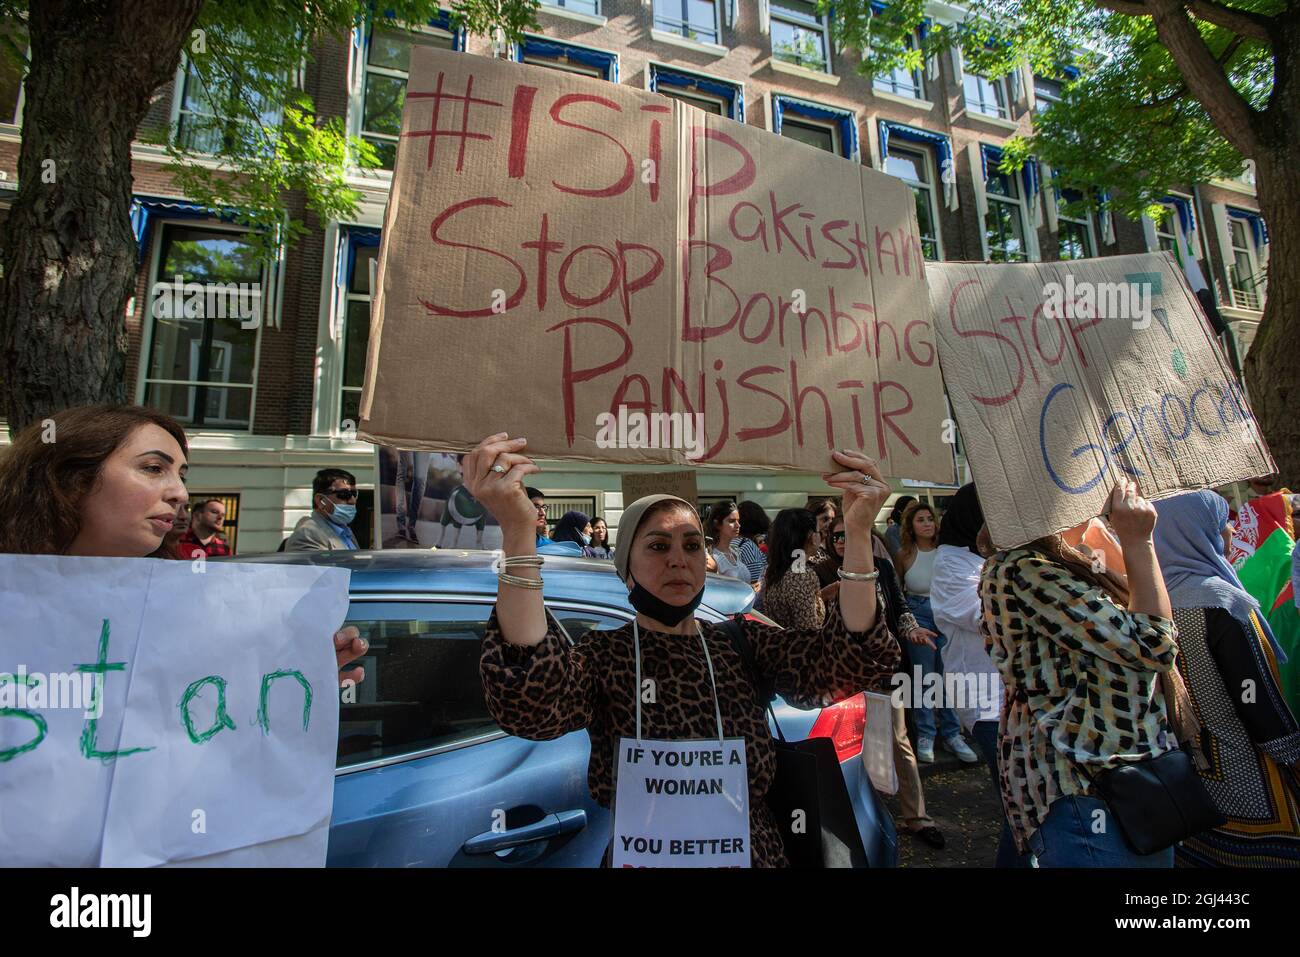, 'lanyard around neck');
633,620,726,745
